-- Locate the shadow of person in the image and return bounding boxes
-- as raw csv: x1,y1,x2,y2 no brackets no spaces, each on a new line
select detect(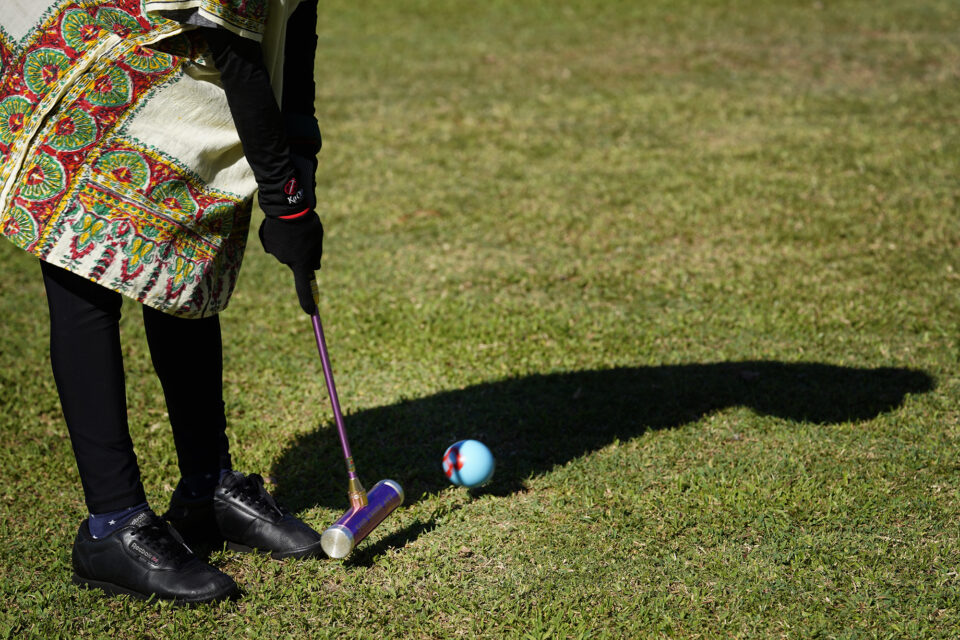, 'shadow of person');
272,361,933,517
